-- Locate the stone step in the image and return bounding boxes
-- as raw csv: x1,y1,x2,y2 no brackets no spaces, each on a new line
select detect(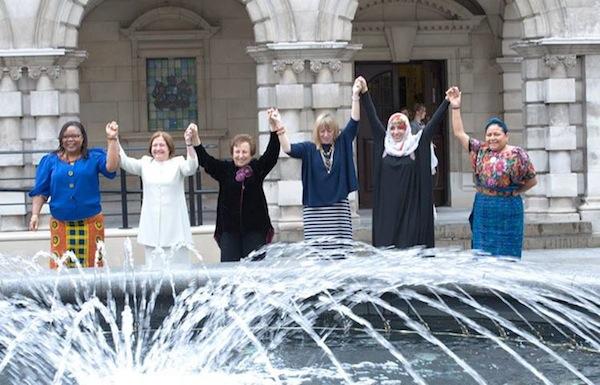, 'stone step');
435,221,591,239
353,220,599,250
437,235,600,250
